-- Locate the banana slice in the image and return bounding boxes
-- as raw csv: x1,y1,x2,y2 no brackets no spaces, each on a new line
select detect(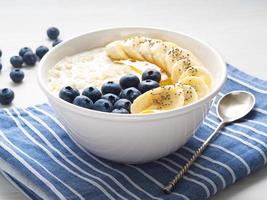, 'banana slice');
123,37,145,61
176,84,198,105
150,41,179,74
150,41,169,72
139,39,160,63
131,85,184,114
105,40,129,60
165,47,187,68
179,76,209,99
170,58,193,83
179,66,213,88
